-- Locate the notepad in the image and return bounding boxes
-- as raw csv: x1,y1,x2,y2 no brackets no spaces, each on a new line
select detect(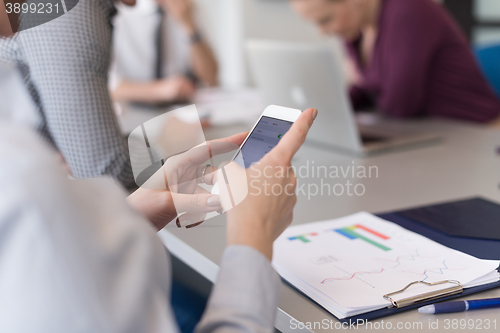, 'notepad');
272,212,500,319
398,197,500,240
